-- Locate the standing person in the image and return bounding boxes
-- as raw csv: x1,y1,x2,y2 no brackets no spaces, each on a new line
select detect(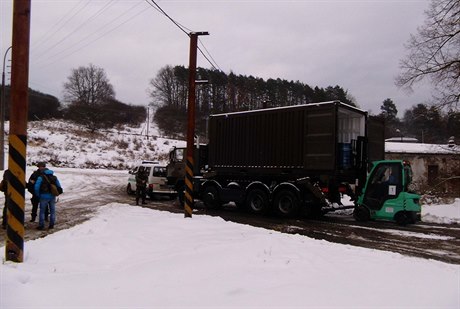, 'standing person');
34,168,62,230
27,162,48,222
1,169,11,229
135,167,148,205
